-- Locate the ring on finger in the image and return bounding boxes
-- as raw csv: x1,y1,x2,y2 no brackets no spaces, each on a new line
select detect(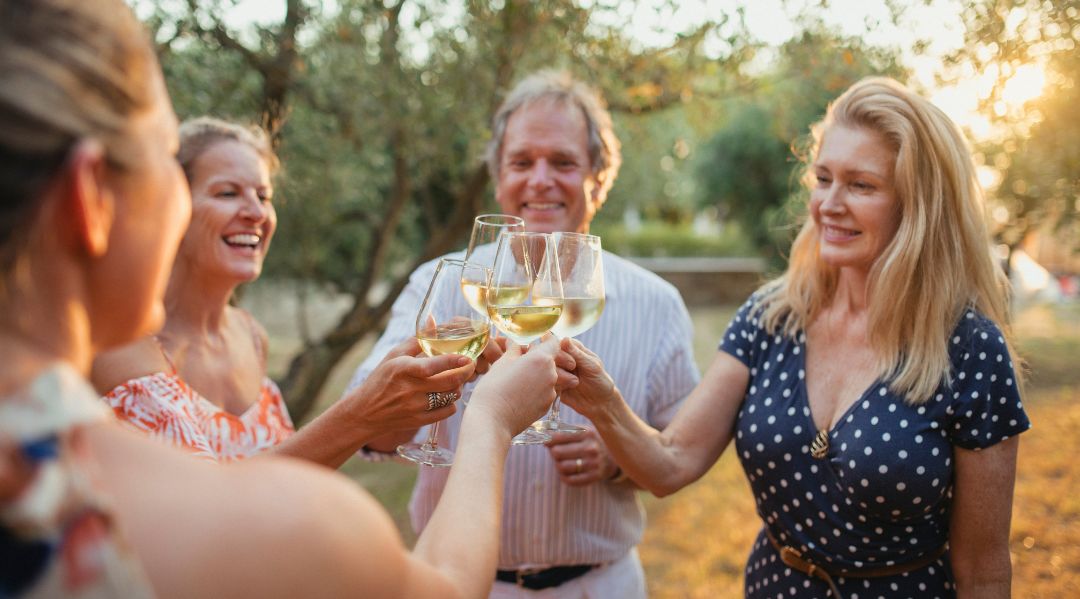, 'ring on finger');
575,458,584,474
426,391,459,411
